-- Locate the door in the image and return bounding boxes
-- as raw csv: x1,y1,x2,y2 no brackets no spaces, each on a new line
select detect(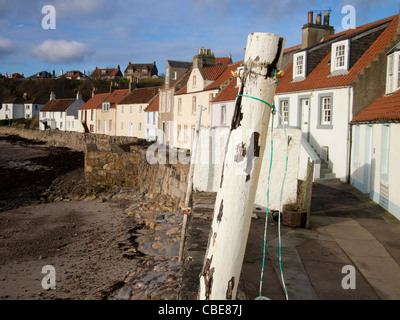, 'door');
129,122,133,137
300,98,310,142
363,125,373,195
